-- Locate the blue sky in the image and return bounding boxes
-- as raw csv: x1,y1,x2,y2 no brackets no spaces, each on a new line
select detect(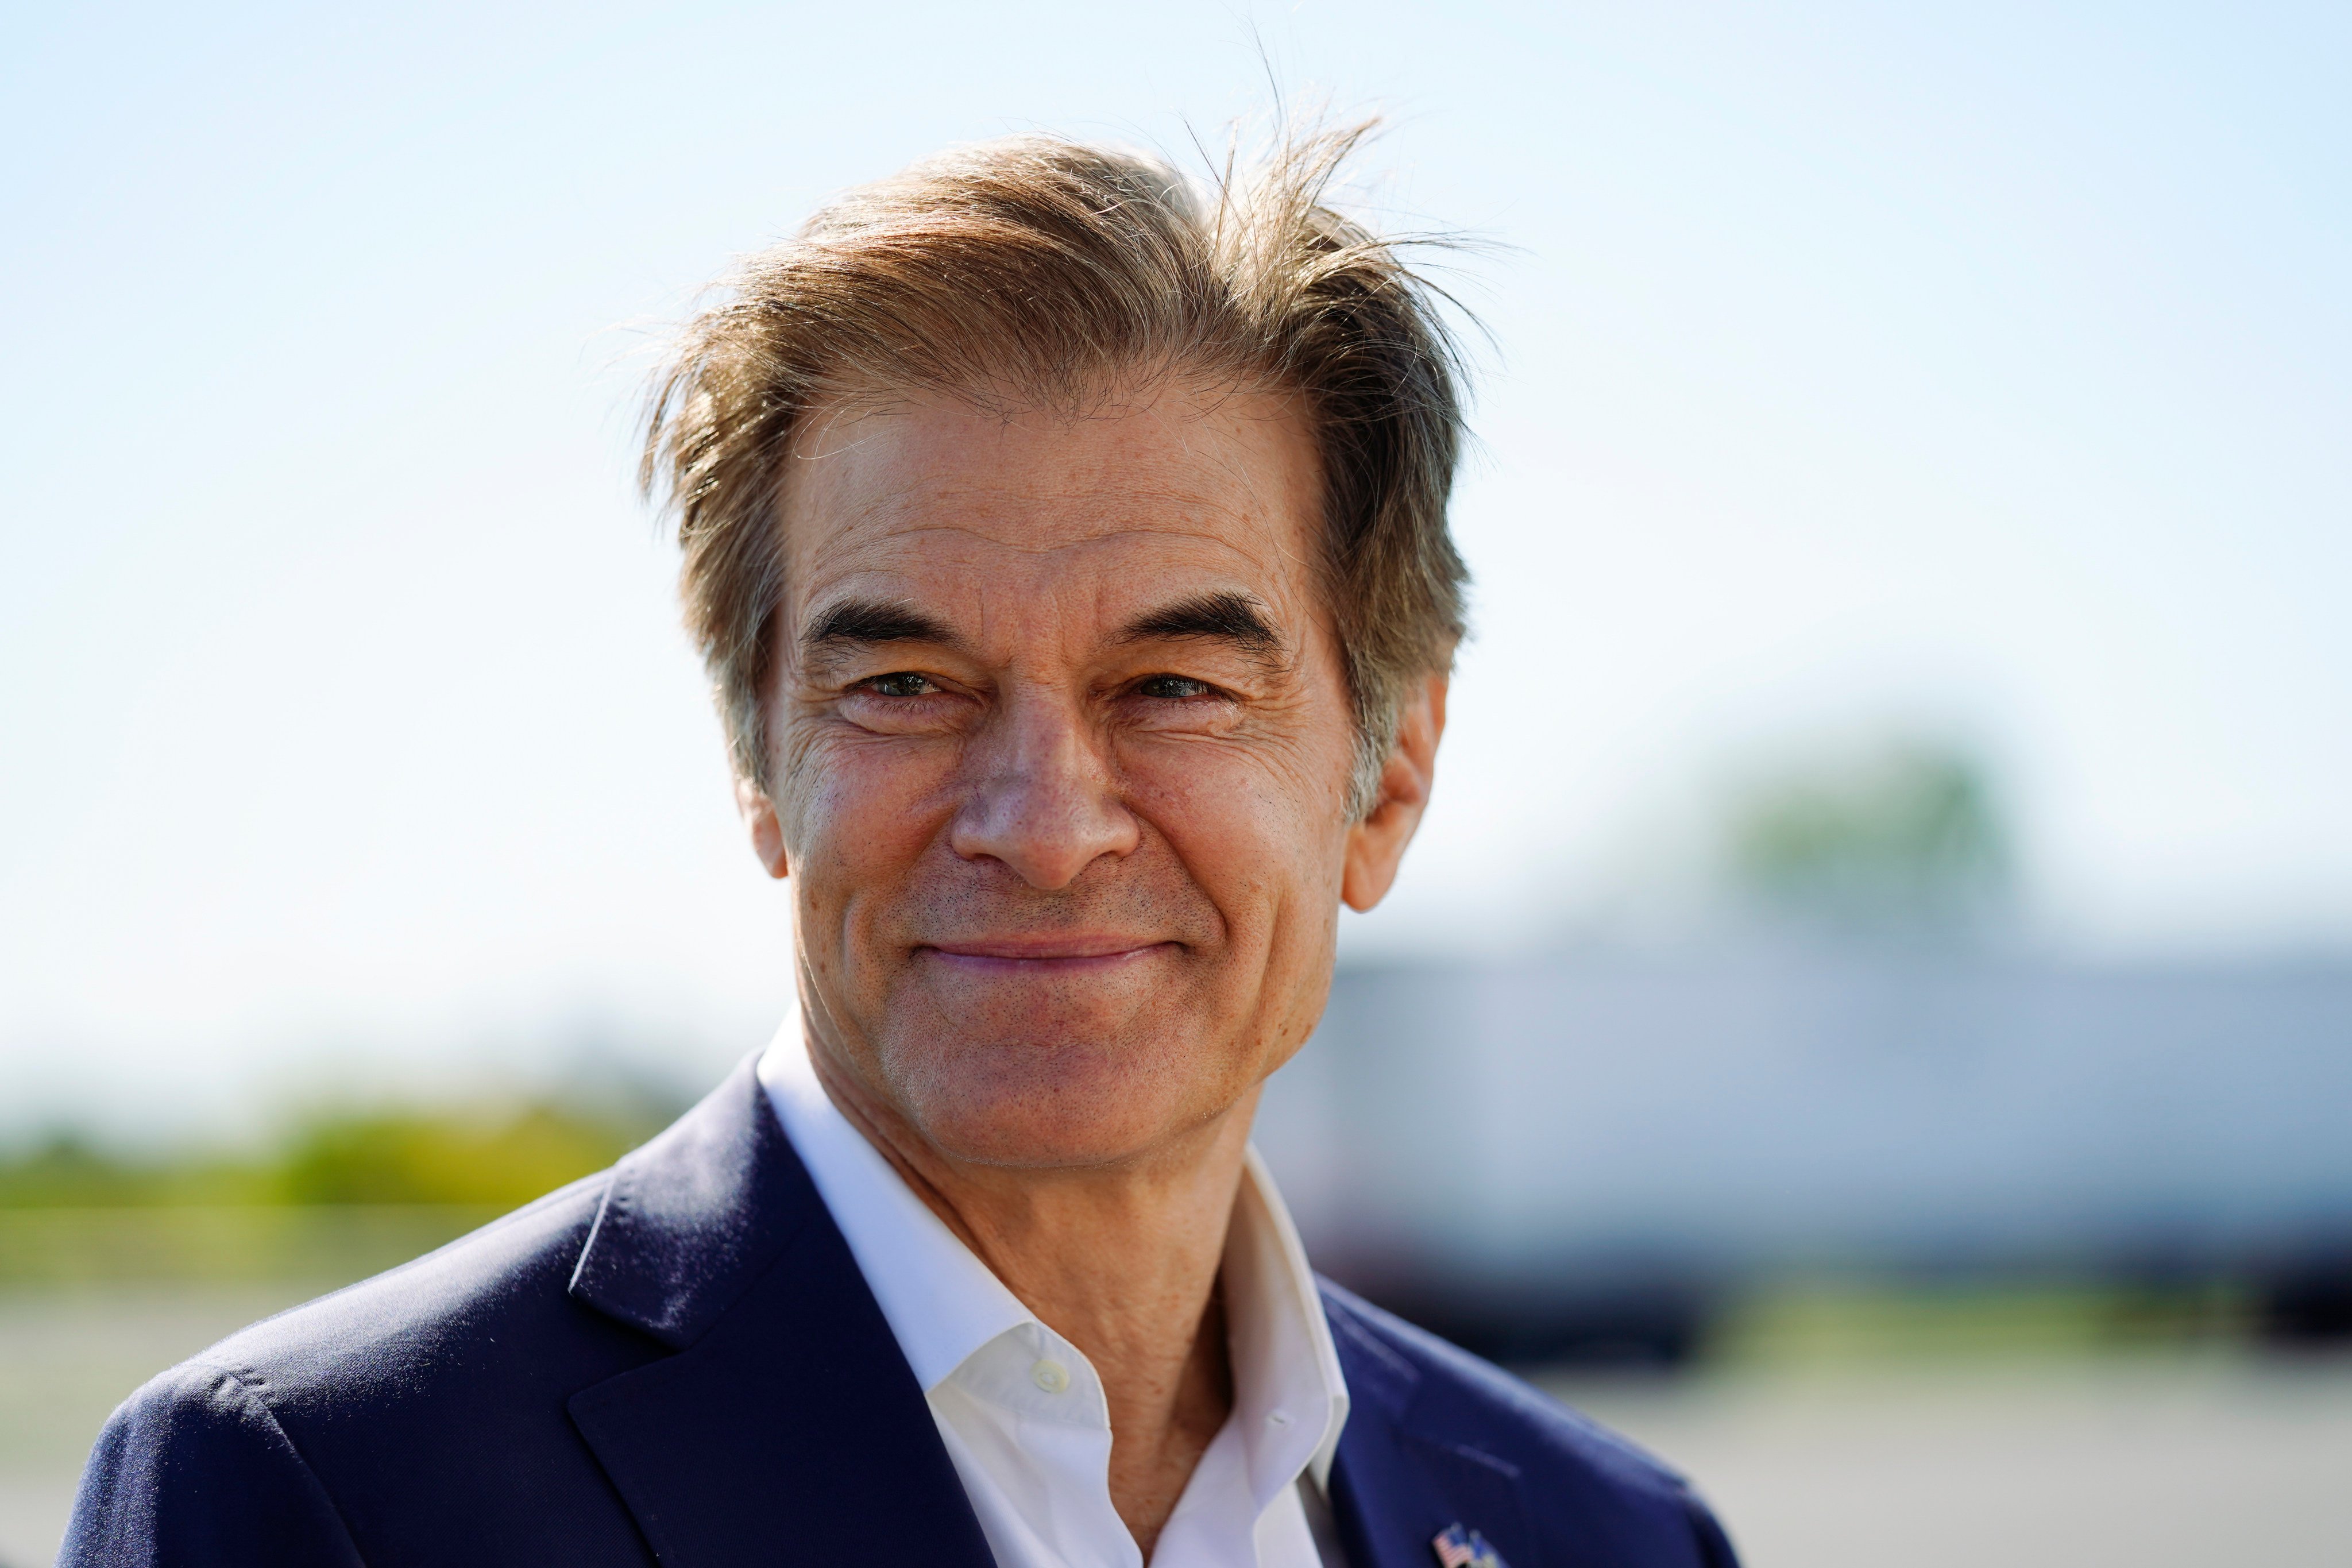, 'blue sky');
4,1,2347,1129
